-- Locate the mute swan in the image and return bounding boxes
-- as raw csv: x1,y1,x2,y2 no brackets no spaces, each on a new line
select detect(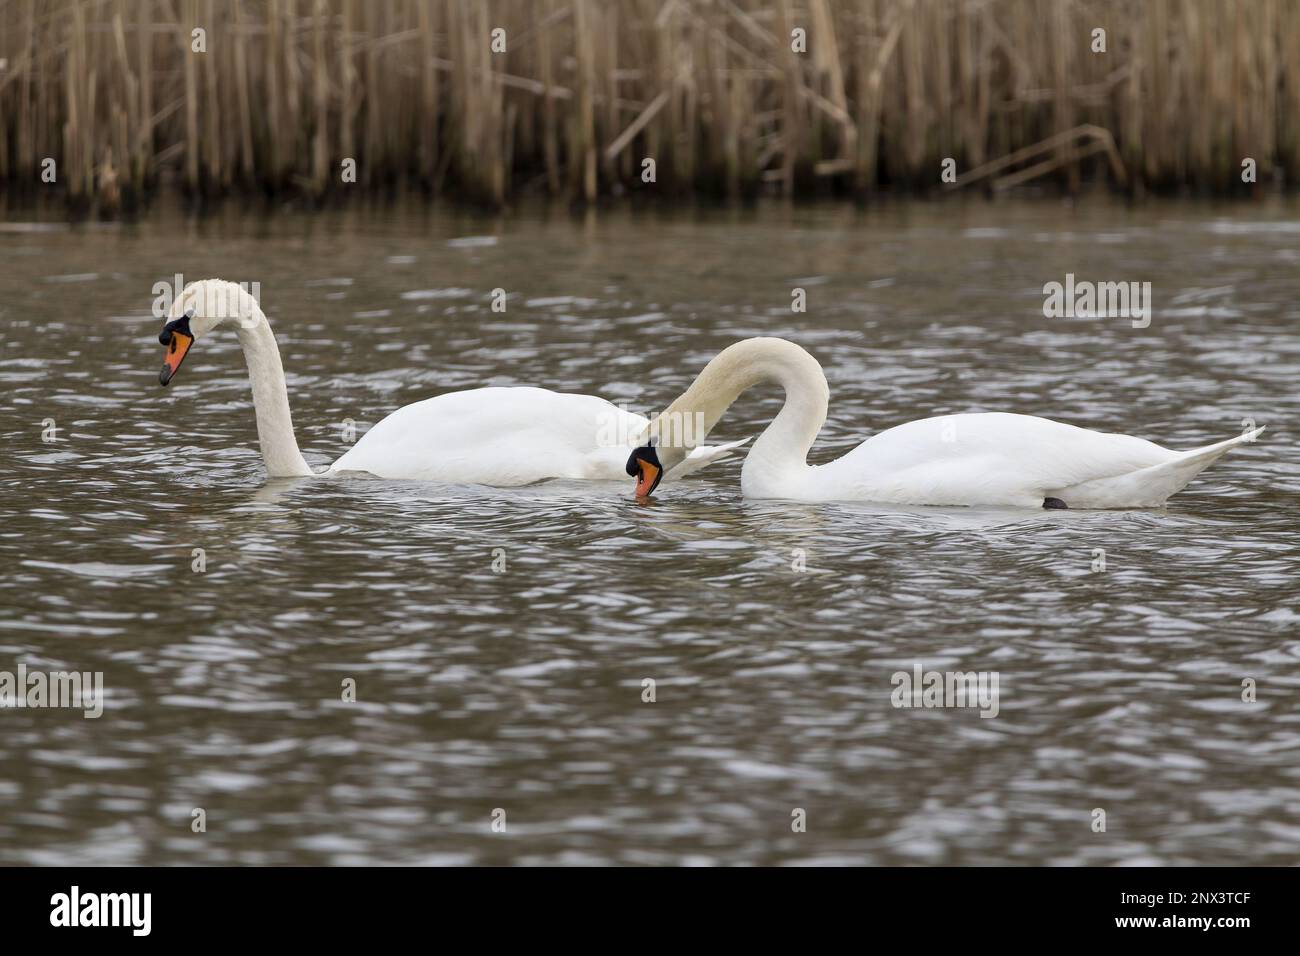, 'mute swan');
156,279,746,483
626,337,1263,508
